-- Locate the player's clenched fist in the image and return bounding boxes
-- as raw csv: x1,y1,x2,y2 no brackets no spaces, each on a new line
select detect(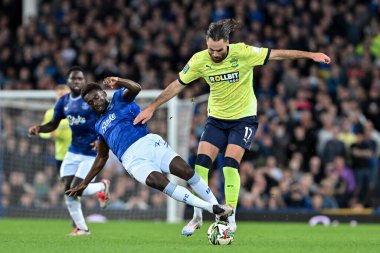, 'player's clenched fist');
311,53,331,64
103,76,119,89
28,125,40,136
